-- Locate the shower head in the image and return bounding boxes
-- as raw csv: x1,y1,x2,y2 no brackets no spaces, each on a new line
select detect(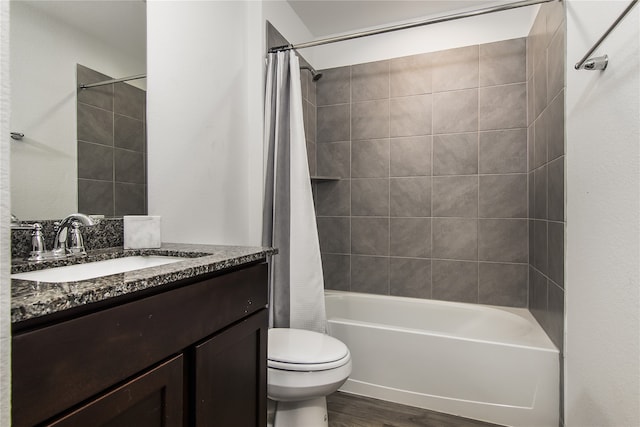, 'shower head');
300,65,323,82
